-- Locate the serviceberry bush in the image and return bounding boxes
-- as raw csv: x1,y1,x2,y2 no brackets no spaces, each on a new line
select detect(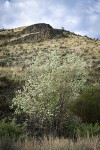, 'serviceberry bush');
12,50,88,135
